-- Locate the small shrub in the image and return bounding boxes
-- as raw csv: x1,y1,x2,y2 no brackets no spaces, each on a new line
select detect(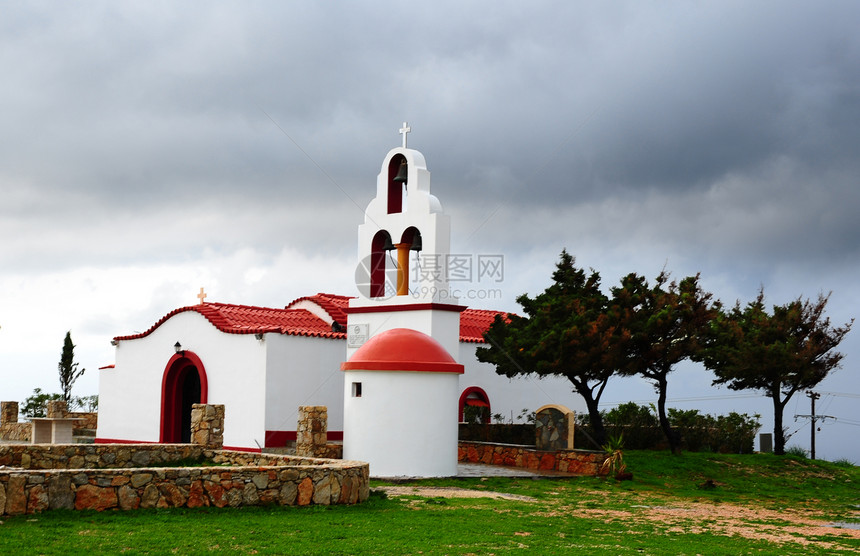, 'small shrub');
785,445,809,458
